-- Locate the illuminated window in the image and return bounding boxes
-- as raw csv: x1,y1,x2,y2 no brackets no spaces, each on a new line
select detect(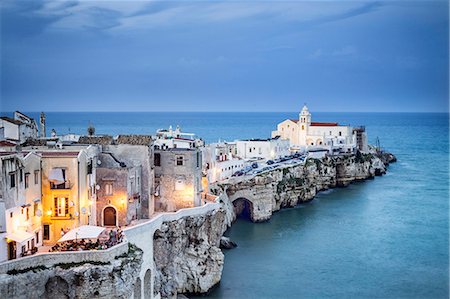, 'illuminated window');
175,176,185,190
54,197,69,217
105,183,113,195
